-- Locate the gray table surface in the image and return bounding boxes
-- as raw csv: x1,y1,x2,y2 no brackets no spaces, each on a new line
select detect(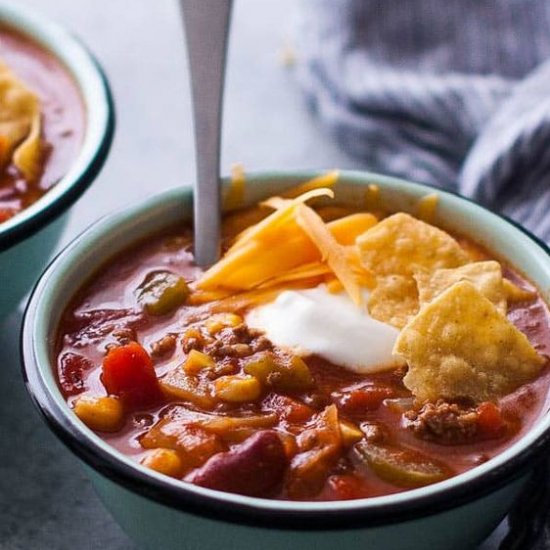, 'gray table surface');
0,1,506,548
